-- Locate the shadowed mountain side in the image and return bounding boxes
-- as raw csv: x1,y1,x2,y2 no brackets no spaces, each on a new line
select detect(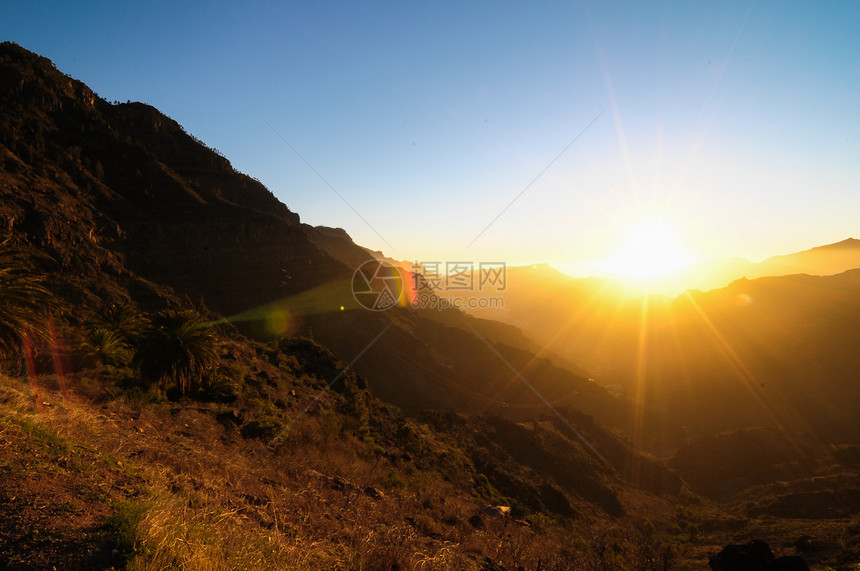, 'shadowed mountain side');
0,42,349,316
652,271,860,440
303,224,402,270
419,307,593,379
305,306,686,453
417,411,682,515
670,427,835,499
